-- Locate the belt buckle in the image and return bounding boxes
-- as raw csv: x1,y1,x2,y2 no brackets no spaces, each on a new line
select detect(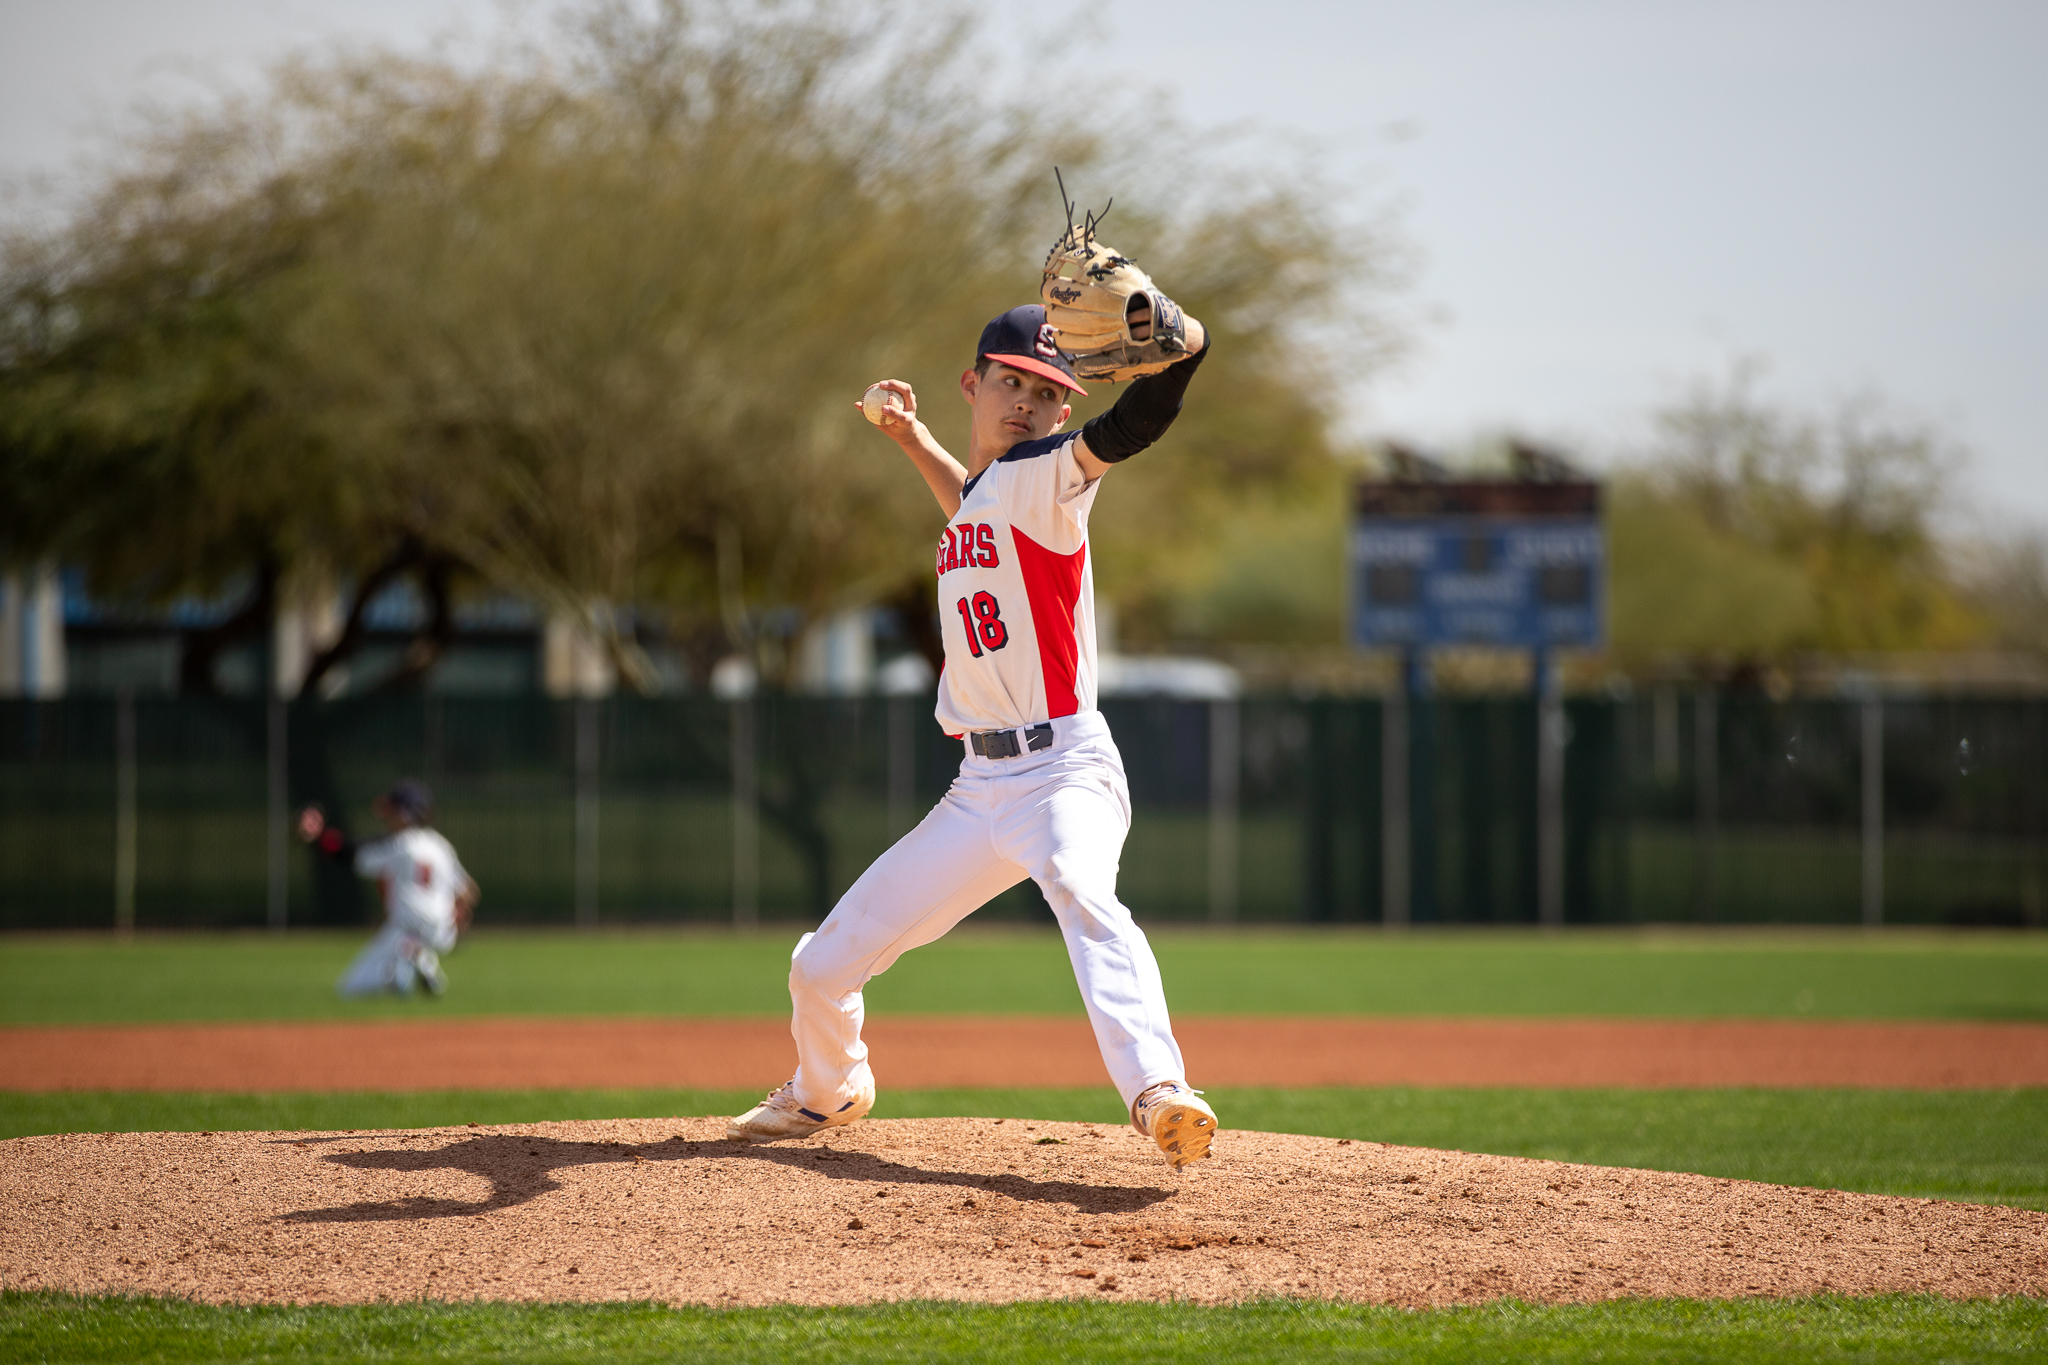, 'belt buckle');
974,729,1020,759
973,724,1054,759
